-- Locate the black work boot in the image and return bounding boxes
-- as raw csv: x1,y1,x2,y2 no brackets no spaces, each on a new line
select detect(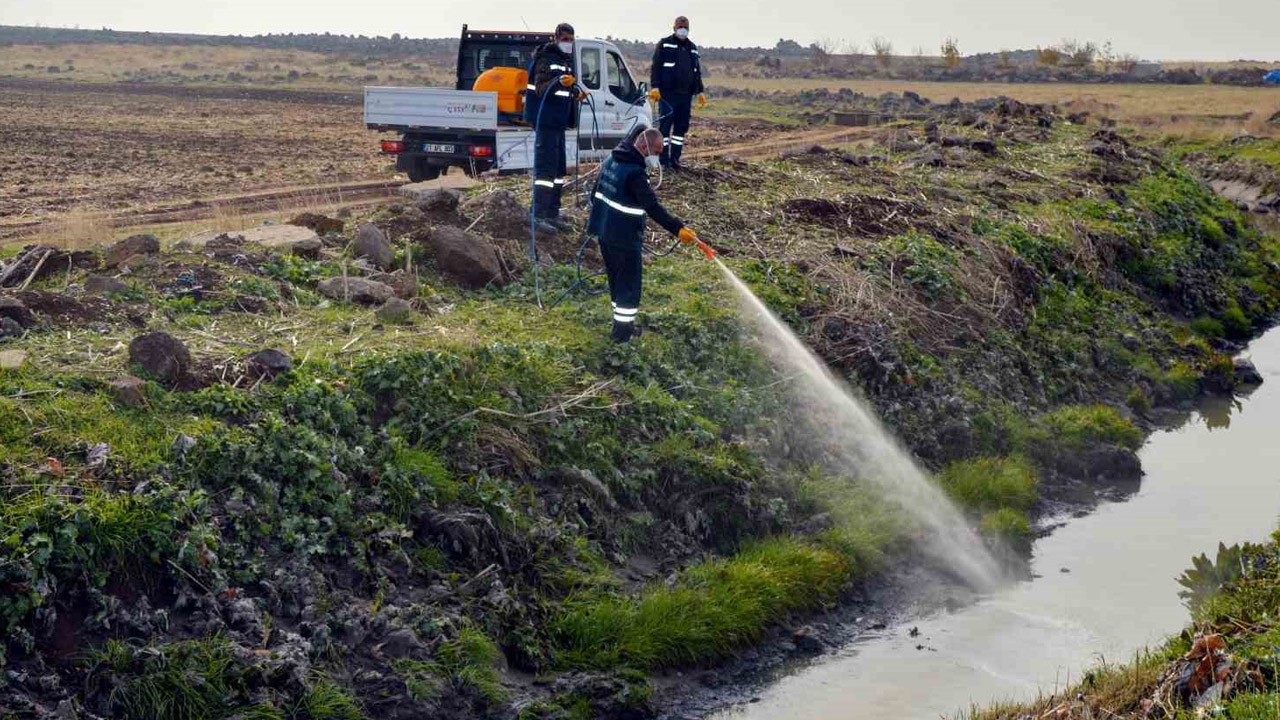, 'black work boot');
611,321,635,343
